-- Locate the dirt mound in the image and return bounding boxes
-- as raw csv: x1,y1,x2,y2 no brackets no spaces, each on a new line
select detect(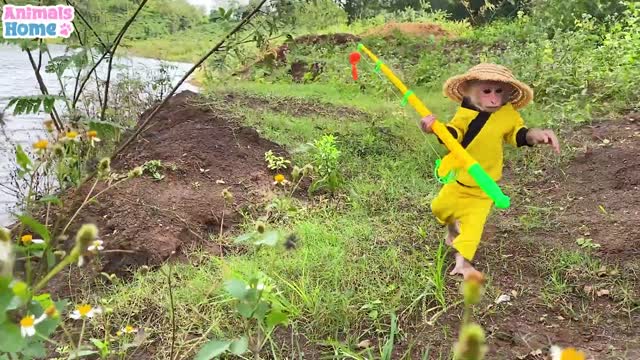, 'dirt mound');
361,22,452,39
58,91,289,276
290,33,360,46
232,33,360,81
